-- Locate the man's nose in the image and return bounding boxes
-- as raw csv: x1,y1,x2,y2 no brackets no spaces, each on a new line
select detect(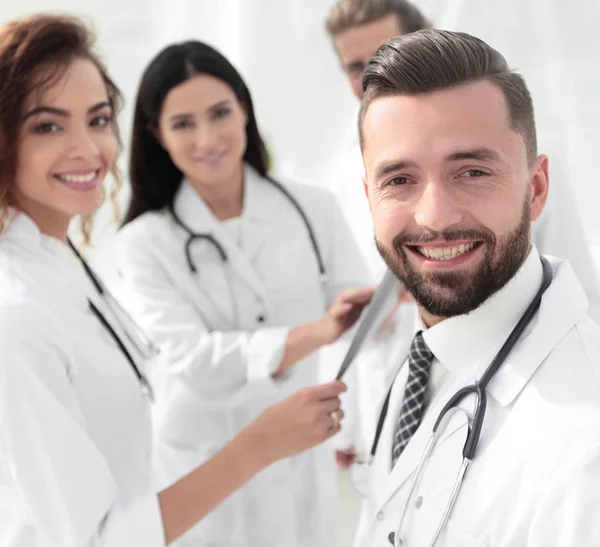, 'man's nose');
413,181,463,232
